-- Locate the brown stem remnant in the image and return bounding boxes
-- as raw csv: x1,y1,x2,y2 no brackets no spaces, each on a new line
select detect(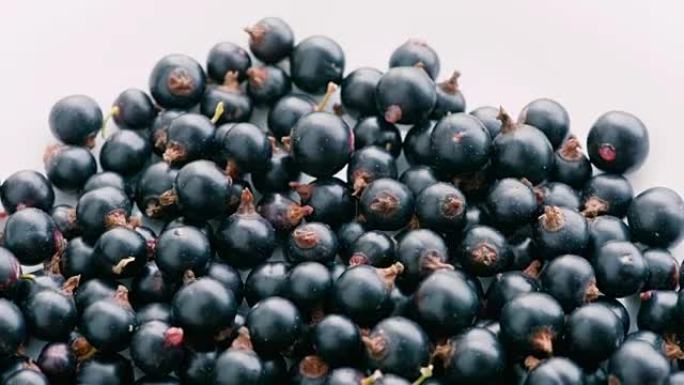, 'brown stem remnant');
287,204,314,226
221,71,241,91
154,130,168,153
236,189,256,215
559,136,583,161
540,206,565,232
315,82,338,112
431,342,454,366
167,69,194,96
299,355,329,379
230,326,254,350
113,285,132,309
164,327,184,348
439,71,461,94
497,106,517,134
163,142,186,164
247,67,267,88
352,170,373,197
441,195,465,218
105,209,129,229
422,250,454,272
183,269,197,285
349,253,369,266
530,328,555,356
112,257,136,276
471,243,499,267
369,193,399,215
522,260,543,278
362,334,388,360
378,262,404,289
43,144,62,167
584,279,601,302
607,375,621,385
224,159,240,181
71,335,97,361
523,355,542,371
582,196,609,218
62,275,81,296
293,228,319,249
244,24,266,44
290,182,313,201
664,334,684,360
